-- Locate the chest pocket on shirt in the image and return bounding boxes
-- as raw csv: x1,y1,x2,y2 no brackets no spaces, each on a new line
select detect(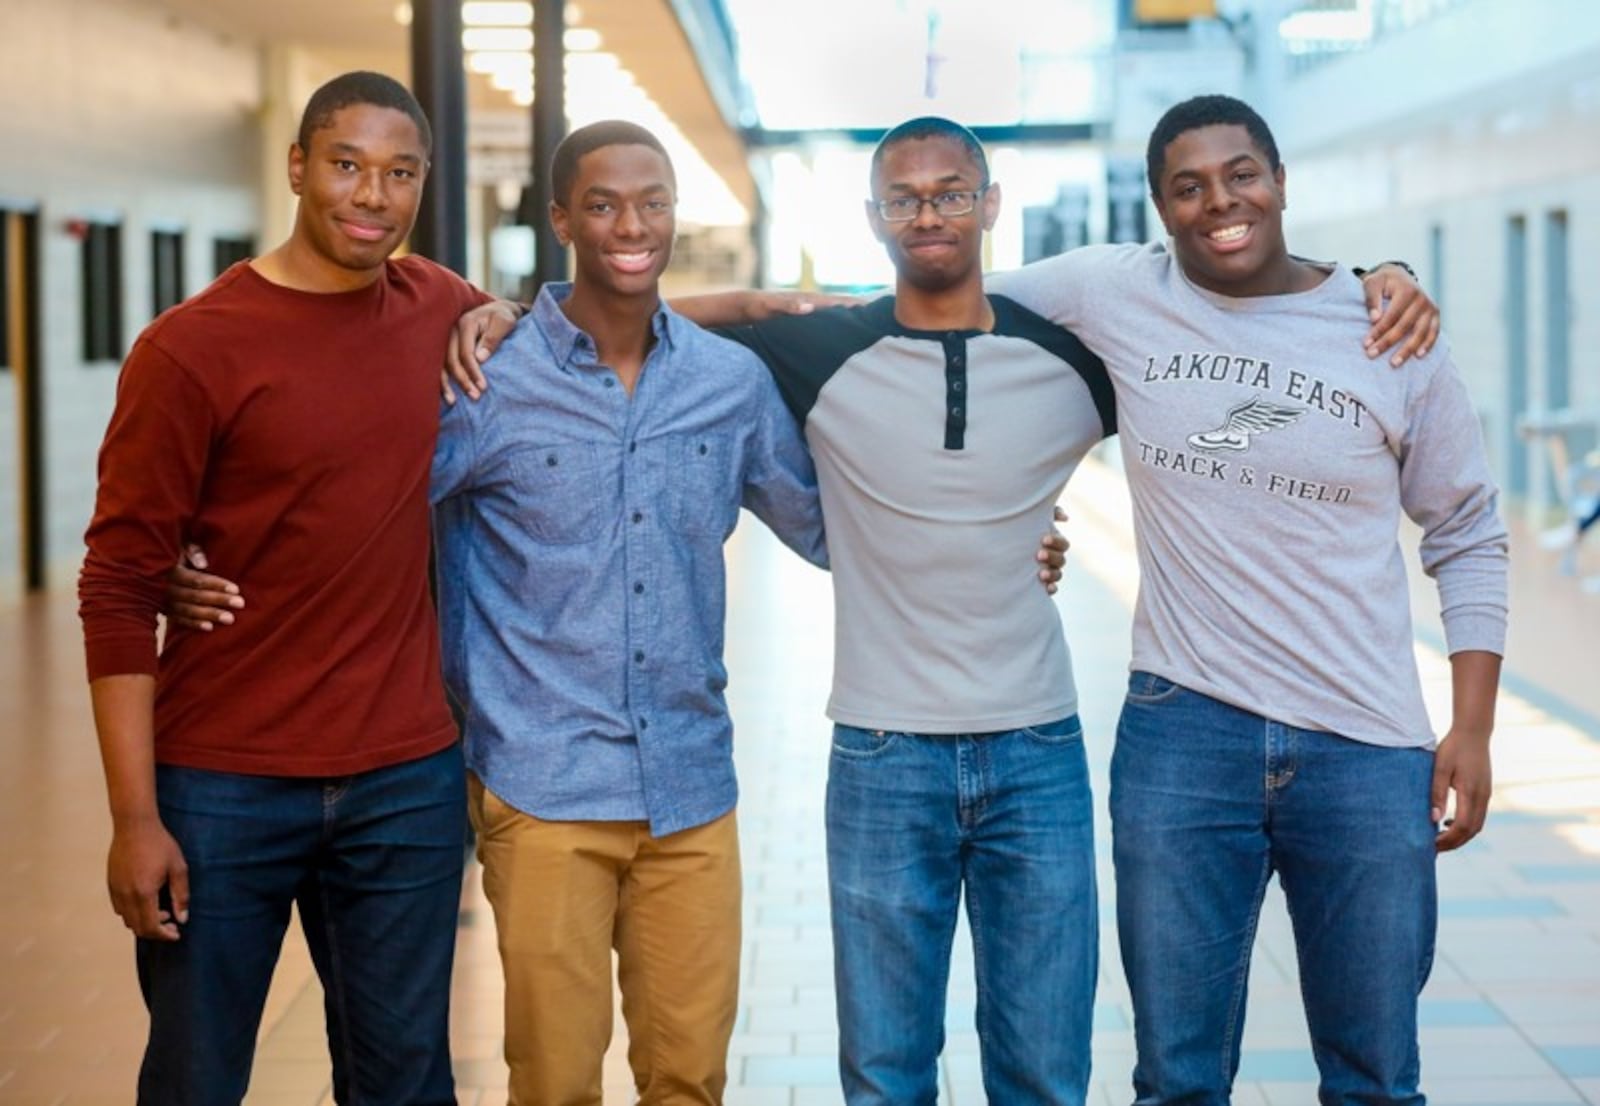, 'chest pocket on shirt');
508,443,609,544
671,431,738,539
